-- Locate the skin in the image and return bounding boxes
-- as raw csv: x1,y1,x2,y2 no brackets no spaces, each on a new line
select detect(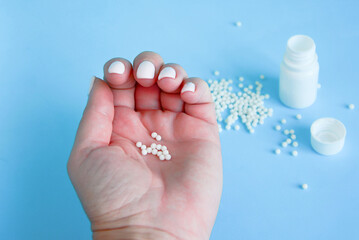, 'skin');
67,51,223,240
